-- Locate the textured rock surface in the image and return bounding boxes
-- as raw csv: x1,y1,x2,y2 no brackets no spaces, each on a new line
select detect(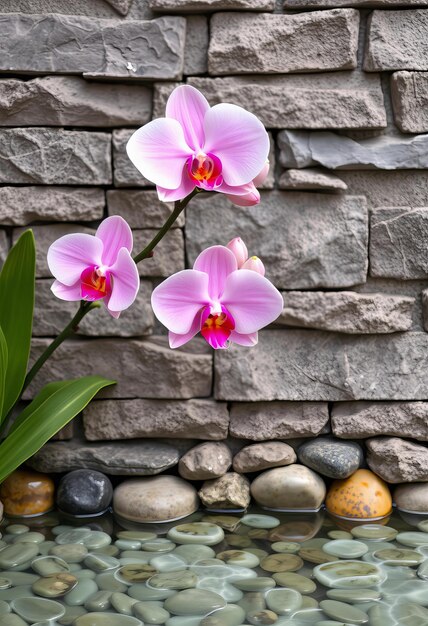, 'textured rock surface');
13,224,94,277
113,129,152,187
391,72,428,134
364,10,428,72
279,291,415,333
0,231,8,265
366,437,428,483
188,73,387,129
0,128,110,185
133,229,185,277
370,207,428,279
179,442,232,480
56,470,113,515
150,0,275,10
107,191,183,229
279,169,348,191
215,330,428,401
284,0,428,6
186,191,368,289
26,337,212,400
113,476,199,523
298,438,363,479
184,16,208,75
33,279,154,337
251,465,326,510
29,440,181,475
0,14,186,80
198,473,251,509
278,130,428,169
337,171,428,208
105,0,134,15
422,289,428,332
83,399,229,441
229,402,330,440
209,10,359,75
394,483,428,513
233,442,297,473
0,187,104,225
332,401,428,441
0,77,152,127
